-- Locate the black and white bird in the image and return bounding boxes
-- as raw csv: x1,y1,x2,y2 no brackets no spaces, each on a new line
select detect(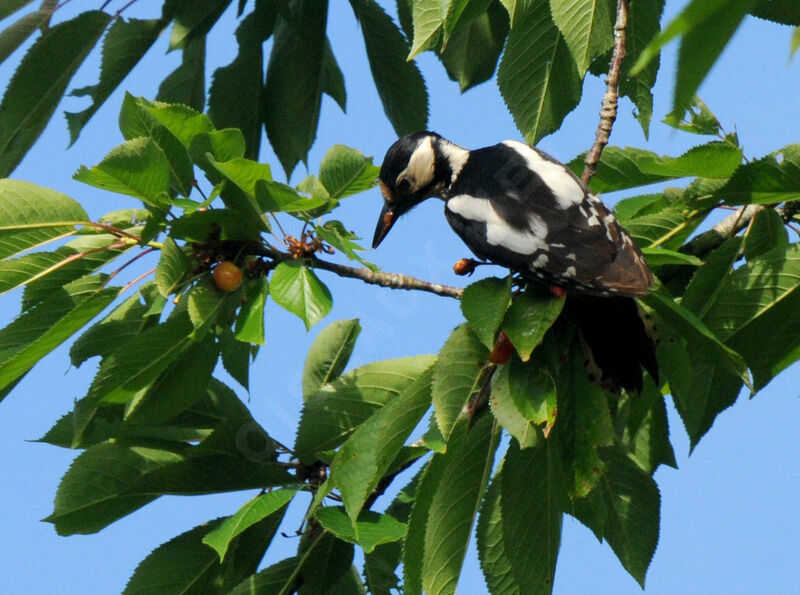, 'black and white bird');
373,132,657,392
